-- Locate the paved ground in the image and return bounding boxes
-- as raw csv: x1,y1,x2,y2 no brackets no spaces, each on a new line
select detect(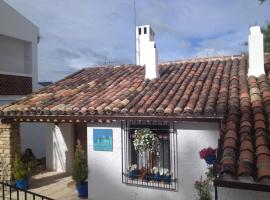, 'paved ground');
29,171,78,200
0,171,85,200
